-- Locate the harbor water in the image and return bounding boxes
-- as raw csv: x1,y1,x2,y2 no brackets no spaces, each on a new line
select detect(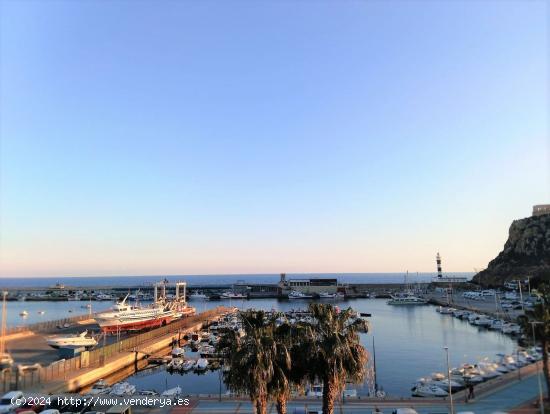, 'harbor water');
122,297,515,397
3,290,515,397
